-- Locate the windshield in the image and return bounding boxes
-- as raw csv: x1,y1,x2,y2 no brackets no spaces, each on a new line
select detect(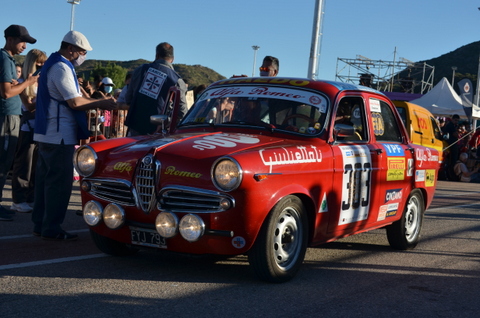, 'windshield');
180,85,329,135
